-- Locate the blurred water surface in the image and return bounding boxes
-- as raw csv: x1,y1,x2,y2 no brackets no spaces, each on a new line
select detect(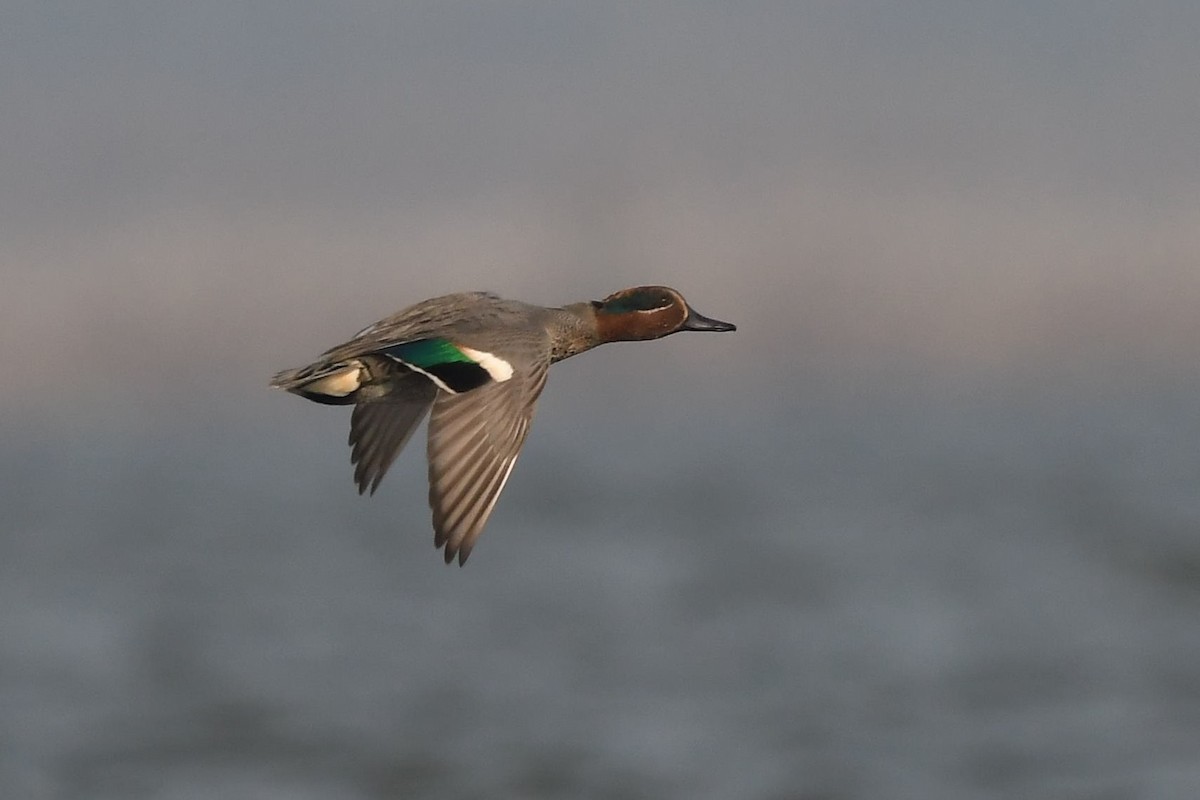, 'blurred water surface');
3,375,1199,800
